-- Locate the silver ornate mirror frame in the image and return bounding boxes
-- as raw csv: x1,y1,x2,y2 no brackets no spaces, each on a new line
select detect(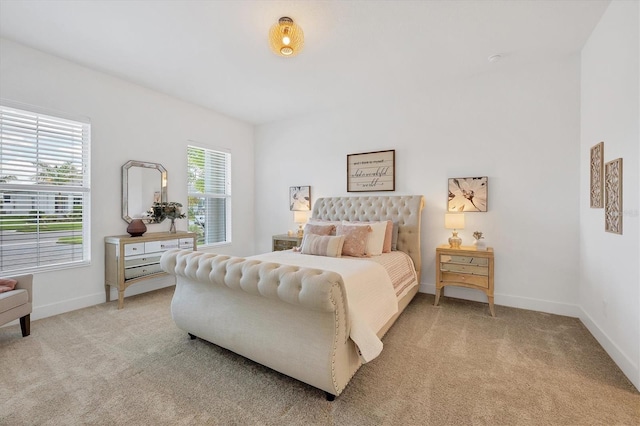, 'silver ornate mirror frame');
122,160,168,223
